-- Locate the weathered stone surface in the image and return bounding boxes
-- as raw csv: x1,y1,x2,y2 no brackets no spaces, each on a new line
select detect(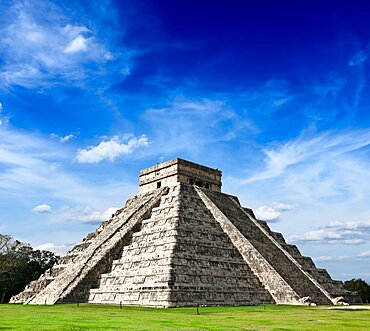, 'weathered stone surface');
11,158,361,306
139,158,222,193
